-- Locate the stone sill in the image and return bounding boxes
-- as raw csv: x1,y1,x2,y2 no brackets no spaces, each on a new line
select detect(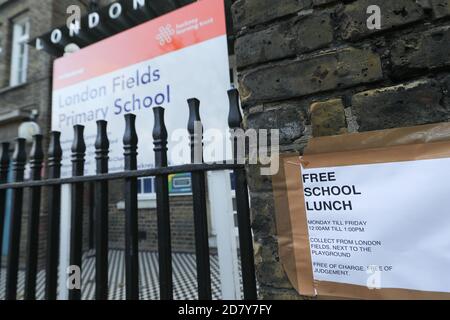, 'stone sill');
116,194,157,210
0,82,28,95
0,109,32,126
116,193,193,210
